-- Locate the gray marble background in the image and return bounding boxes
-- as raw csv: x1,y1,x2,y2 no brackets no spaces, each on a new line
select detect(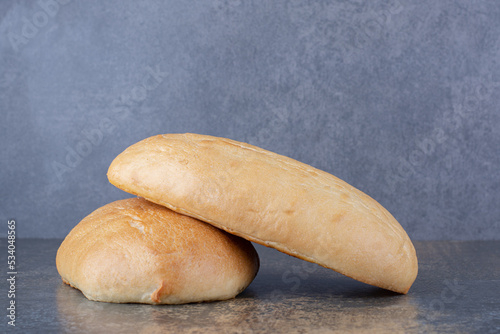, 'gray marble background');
1,0,499,239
